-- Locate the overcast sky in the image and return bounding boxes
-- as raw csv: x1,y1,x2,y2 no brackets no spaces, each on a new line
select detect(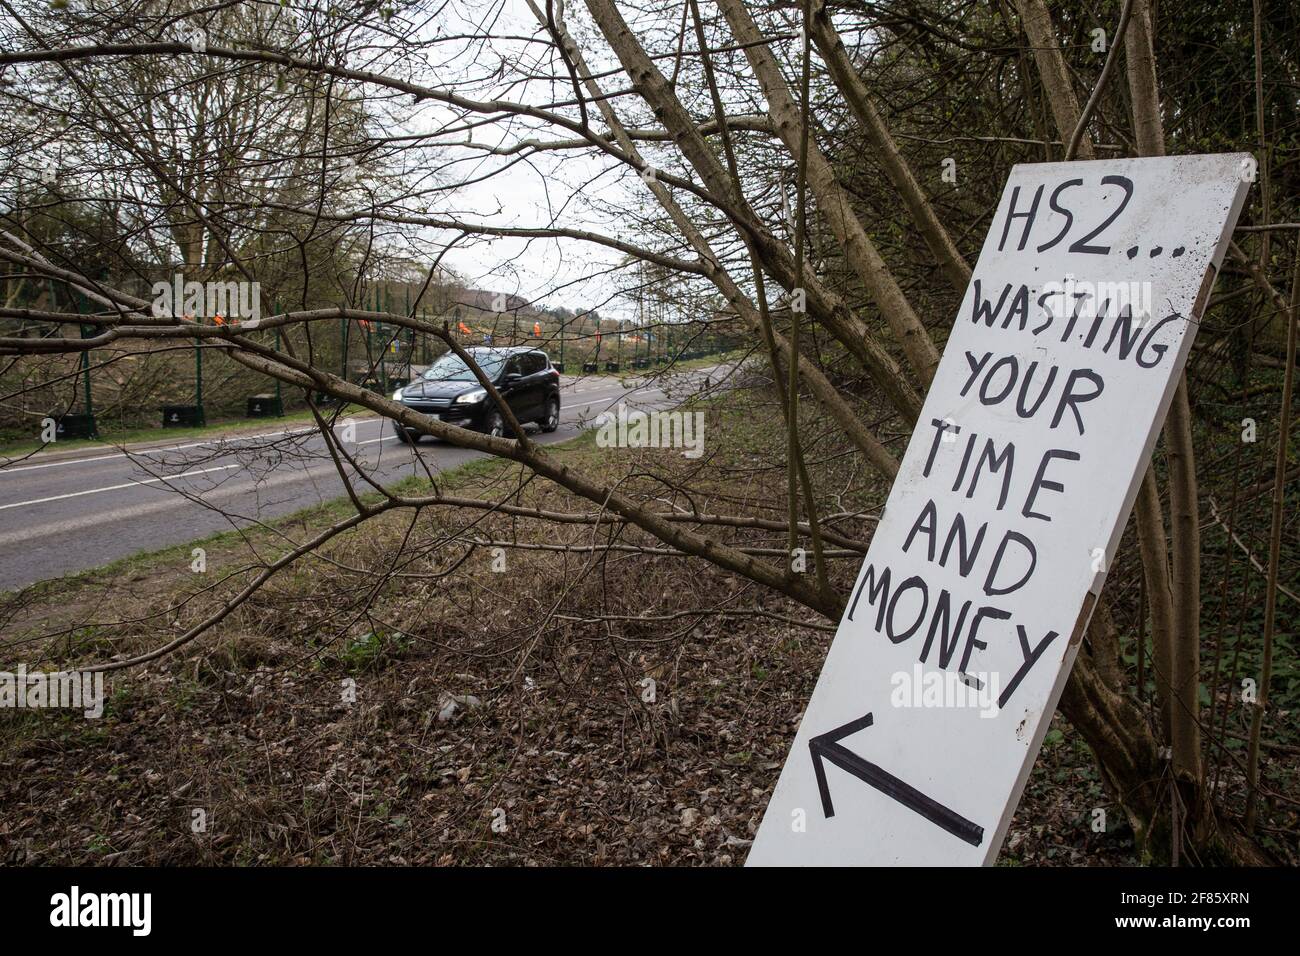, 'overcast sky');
403,0,646,320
